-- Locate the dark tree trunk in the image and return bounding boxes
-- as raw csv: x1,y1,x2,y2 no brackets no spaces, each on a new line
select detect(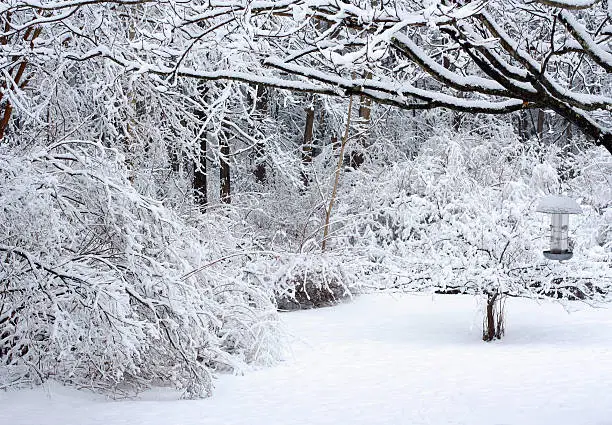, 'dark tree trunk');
253,84,267,184
193,129,207,208
193,85,209,208
442,55,463,132
536,109,545,141
348,72,373,169
0,103,12,141
358,93,372,123
0,26,42,142
315,100,327,155
169,147,181,173
483,292,505,342
301,105,315,187
452,94,463,132
253,142,266,184
517,111,528,141
331,136,339,151
484,296,497,342
219,136,231,204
